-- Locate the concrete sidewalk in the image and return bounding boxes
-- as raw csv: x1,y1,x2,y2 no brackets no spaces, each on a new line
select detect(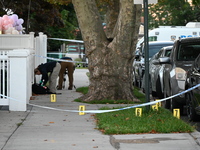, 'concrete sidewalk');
1,69,200,150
